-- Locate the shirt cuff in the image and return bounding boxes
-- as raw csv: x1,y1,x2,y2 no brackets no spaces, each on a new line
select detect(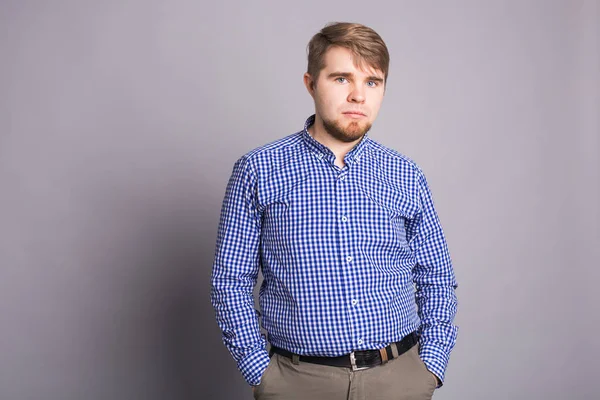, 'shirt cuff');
237,347,271,386
419,342,450,387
